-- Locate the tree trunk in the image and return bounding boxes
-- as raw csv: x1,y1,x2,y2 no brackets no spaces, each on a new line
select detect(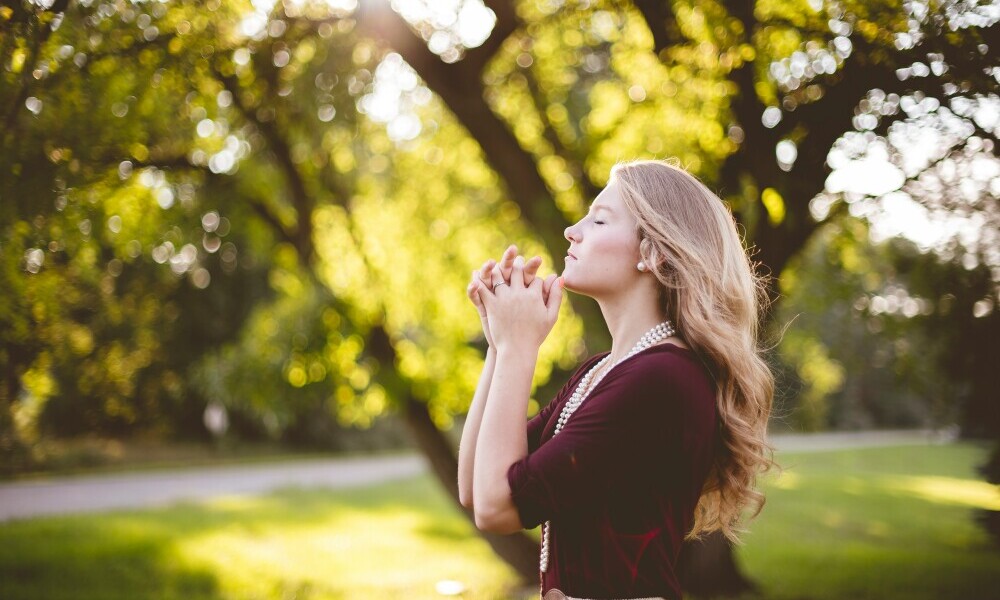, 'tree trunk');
678,531,756,597
400,393,542,584
668,253,773,591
